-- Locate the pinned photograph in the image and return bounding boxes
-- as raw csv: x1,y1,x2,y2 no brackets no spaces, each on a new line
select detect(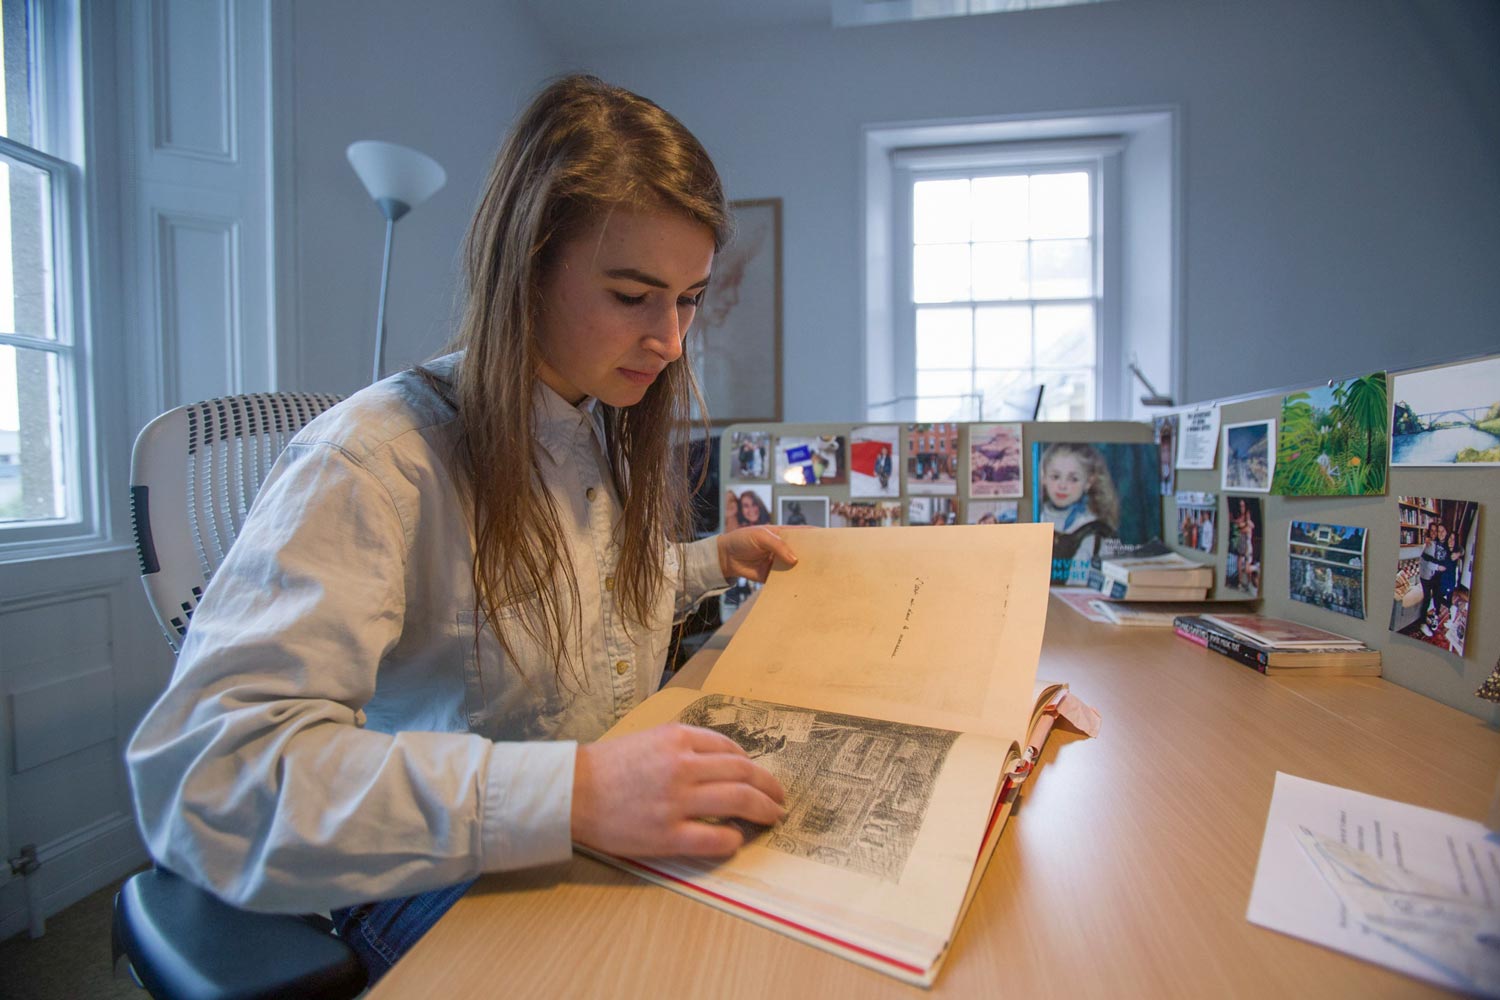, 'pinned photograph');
774,435,845,487
1391,357,1500,466
848,425,900,498
905,423,959,496
1222,420,1274,492
969,423,1023,498
1031,441,1162,586
829,500,901,528
1154,414,1179,495
1175,406,1221,470
1175,491,1218,553
907,496,958,526
1272,372,1389,495
723,483,774,531
779,495,830,528
967,500,1019,525
1225,497,1263,597
728,430,770,481
1288,521,1367,620
1390,497,1479,656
